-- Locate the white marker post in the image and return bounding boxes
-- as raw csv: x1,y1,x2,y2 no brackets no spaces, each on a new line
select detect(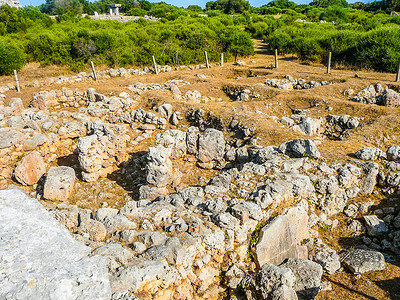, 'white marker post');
14,70,20,92
152,56,159,75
